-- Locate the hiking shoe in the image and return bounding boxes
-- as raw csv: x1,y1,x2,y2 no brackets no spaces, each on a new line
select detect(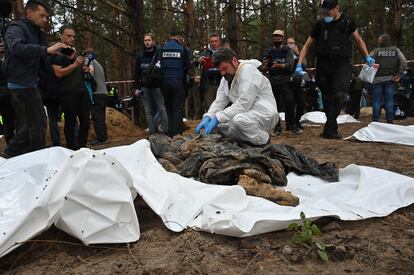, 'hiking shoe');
320,132,342,140
274,127,282,136
0,150,13,159
90,139,110,146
